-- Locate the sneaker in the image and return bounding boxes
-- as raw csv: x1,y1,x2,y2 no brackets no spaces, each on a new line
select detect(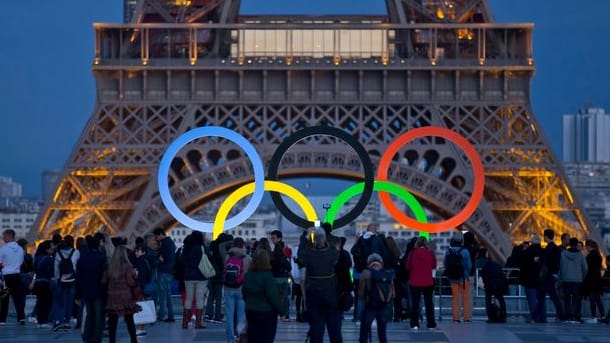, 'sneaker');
464,319,472,323
136,330,147,336
19,319,25,326
453,320,461,324
52,322,63,332
0,322,6,326
585,318,598,324
28,317,37,323
411,326,419,331
38,323,52,329
204,315,213,322
211,318,224,324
